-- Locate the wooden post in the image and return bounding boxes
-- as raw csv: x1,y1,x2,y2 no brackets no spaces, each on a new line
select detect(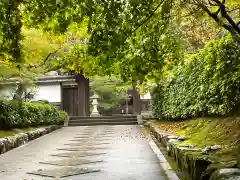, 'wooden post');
76,74,90,116
125,90,129,115
60,82,63,110
132,82,141,115
85,78,90,116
